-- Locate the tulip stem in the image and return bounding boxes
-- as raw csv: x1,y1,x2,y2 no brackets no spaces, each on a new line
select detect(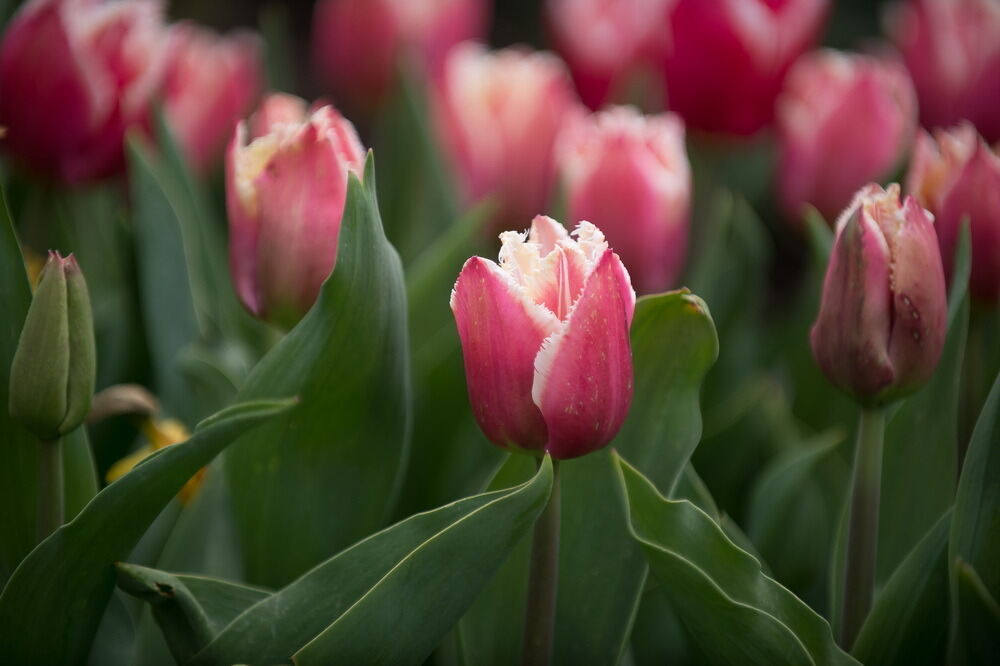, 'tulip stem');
838,406,885,649
521,458,560,666
36,437,64,543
